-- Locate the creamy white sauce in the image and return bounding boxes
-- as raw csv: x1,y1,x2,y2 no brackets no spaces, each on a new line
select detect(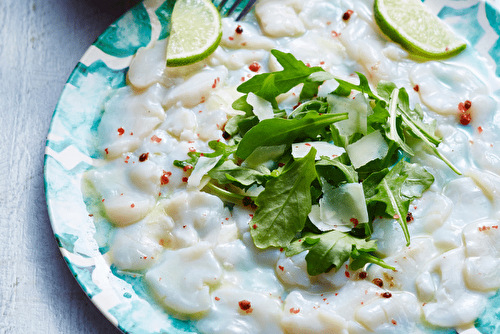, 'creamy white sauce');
84,0,500,332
